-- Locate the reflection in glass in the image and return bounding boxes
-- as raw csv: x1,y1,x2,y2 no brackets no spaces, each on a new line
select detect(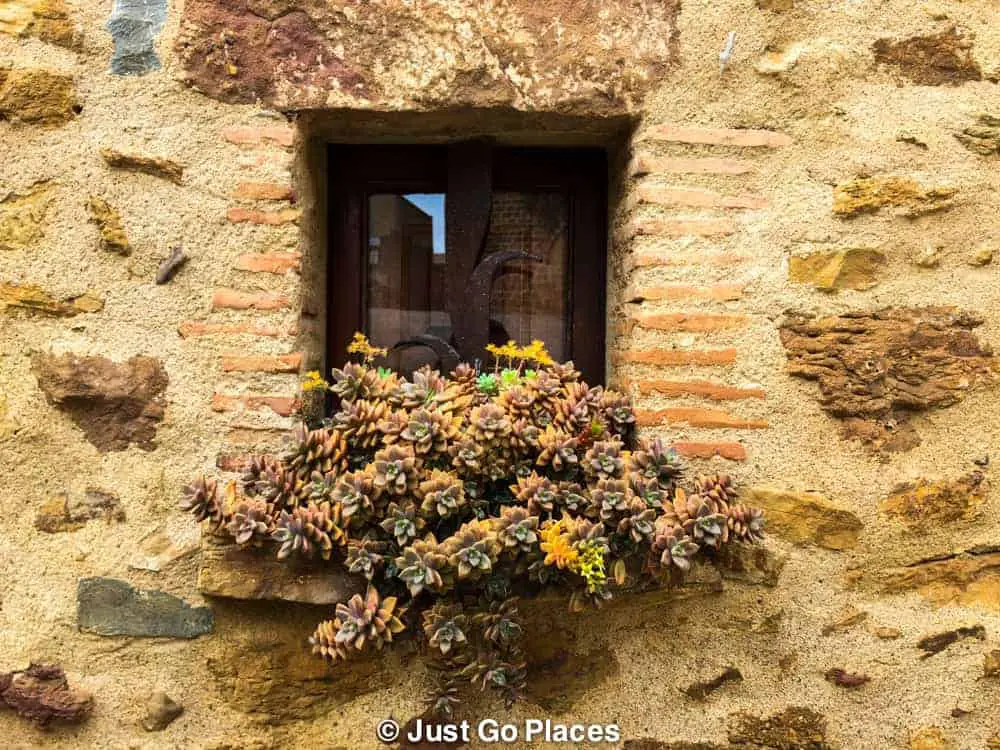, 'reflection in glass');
366,191,570,372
